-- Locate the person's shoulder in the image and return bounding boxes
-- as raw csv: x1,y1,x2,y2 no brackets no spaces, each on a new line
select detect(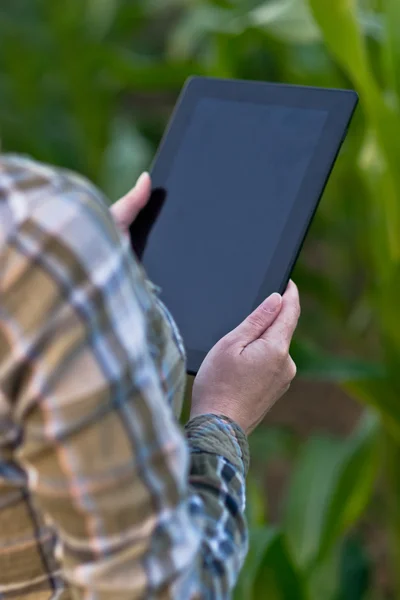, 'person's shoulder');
0,153,110,212
0,154,116,245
